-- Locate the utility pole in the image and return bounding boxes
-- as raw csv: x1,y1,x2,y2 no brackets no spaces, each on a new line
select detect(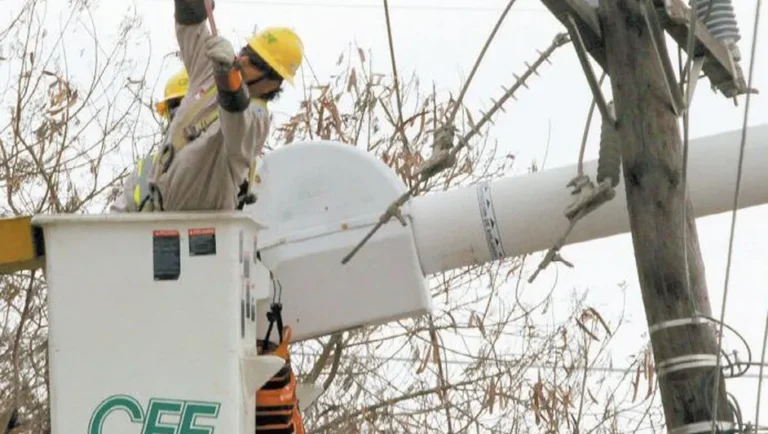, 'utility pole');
597,0,733,431
538,0,749,428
